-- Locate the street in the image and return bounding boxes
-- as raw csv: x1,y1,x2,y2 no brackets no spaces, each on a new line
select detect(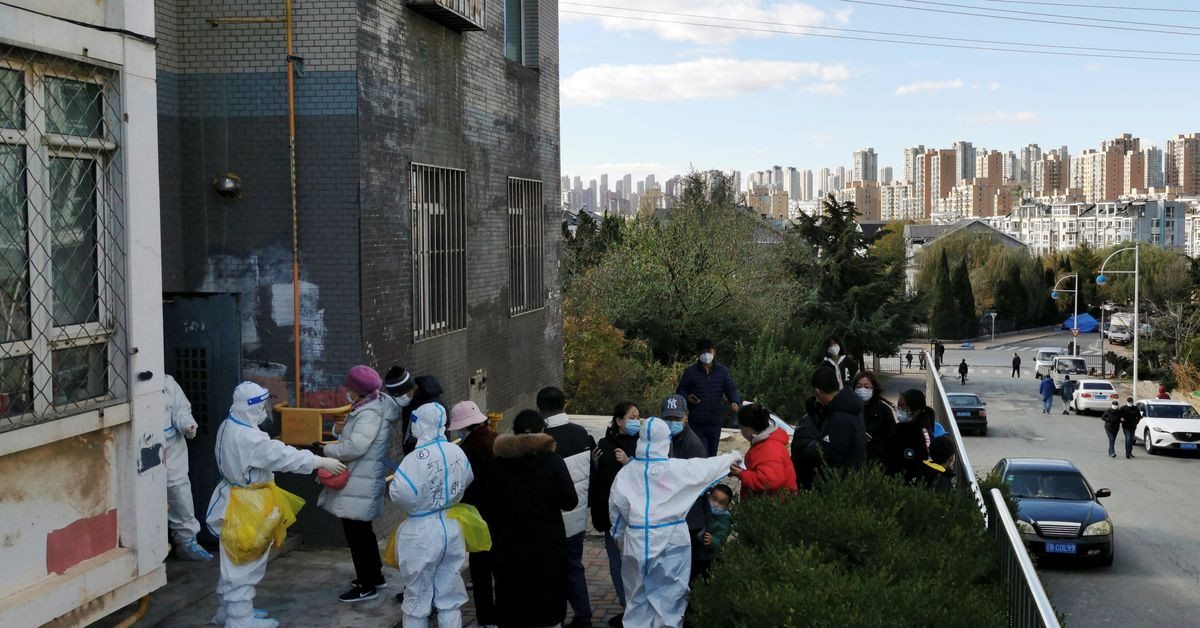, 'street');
925,330,1200,626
